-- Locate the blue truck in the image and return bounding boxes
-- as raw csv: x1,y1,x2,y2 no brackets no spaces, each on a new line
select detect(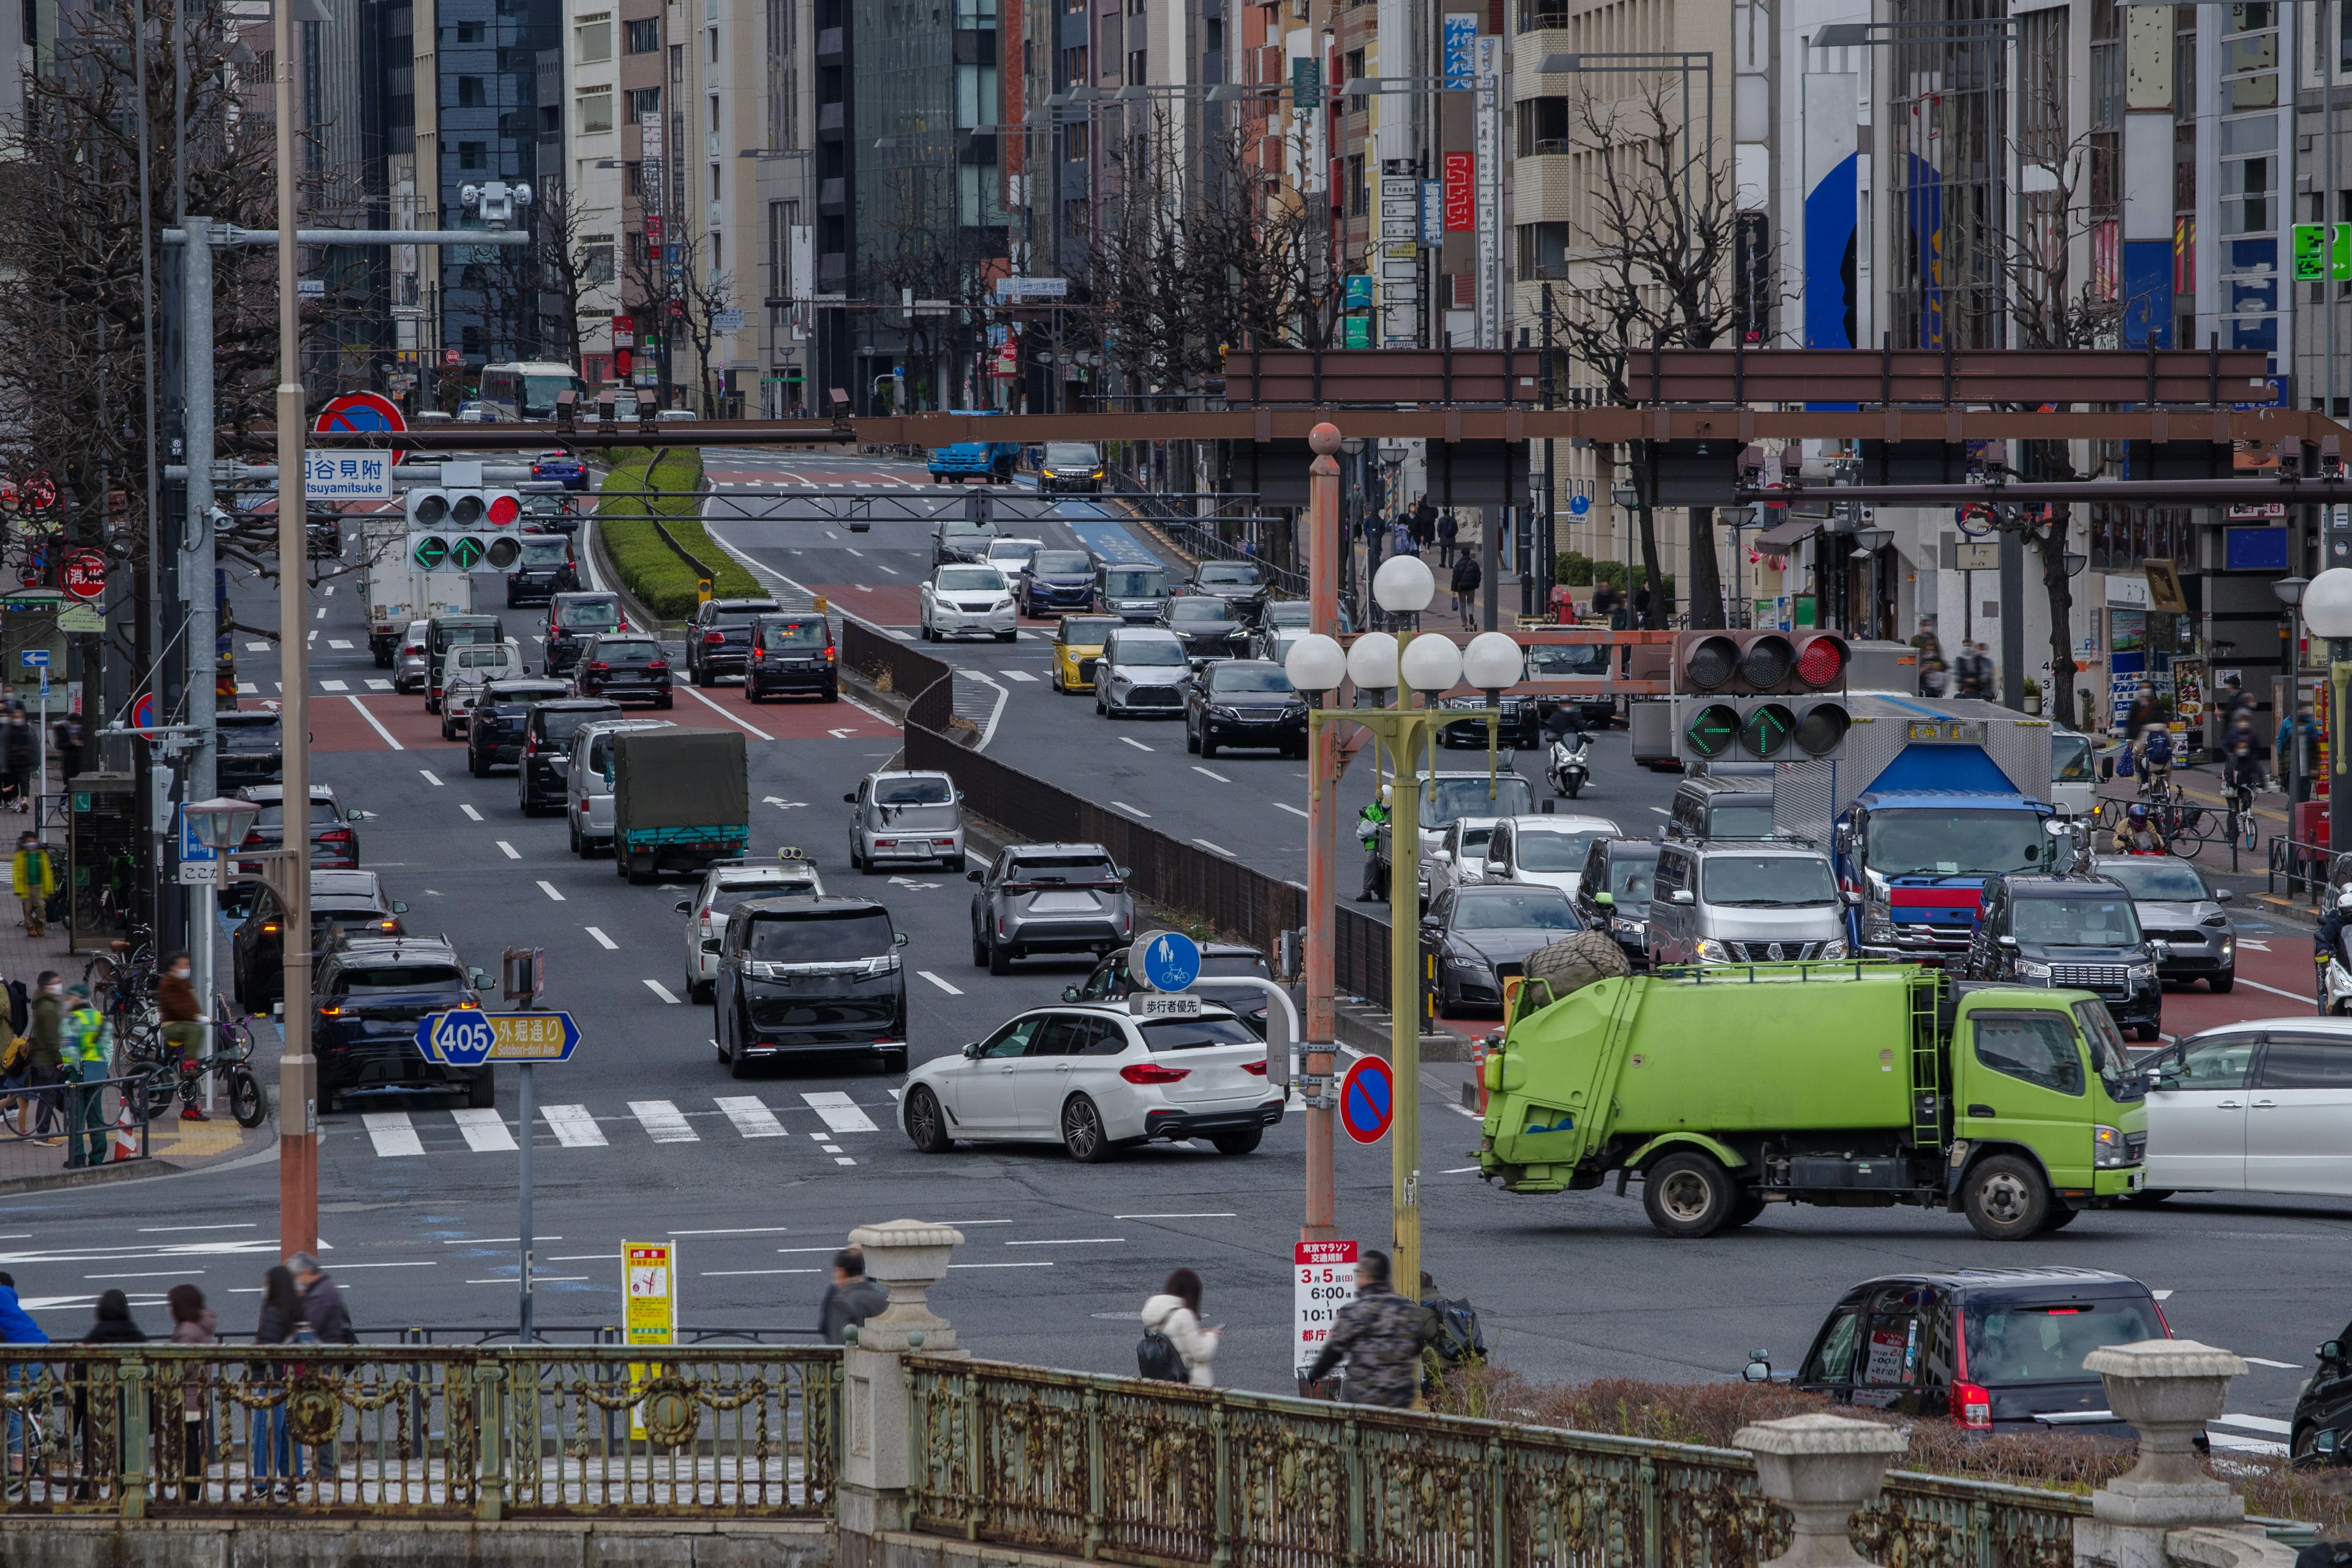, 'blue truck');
928,413,1020,484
